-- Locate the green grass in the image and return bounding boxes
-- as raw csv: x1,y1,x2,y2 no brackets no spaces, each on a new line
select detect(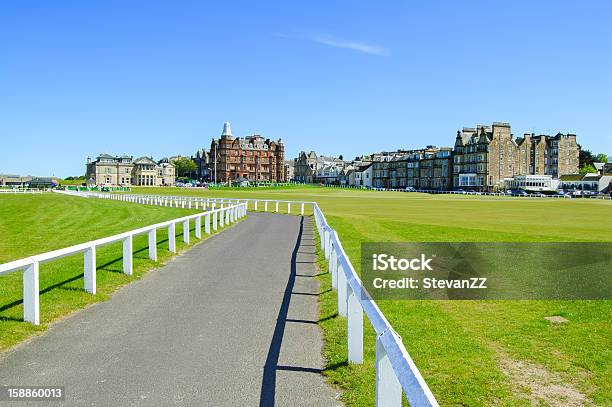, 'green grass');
129,186,612,406
0,193,237,352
